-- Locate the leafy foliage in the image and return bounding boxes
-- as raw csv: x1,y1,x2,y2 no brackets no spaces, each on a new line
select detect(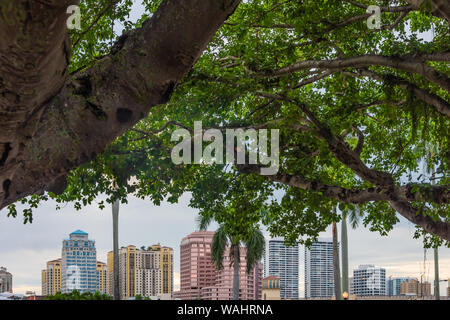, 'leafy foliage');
45,290,112,300
7,1,450,246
